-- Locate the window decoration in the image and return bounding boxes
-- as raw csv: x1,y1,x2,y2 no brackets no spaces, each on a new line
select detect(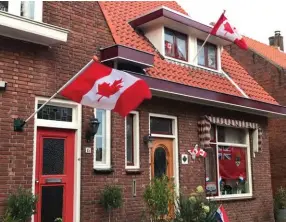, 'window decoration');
125,111,140,169
198,115,262,151
164,28,188,61
205,125,251,197
197,40,217,69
